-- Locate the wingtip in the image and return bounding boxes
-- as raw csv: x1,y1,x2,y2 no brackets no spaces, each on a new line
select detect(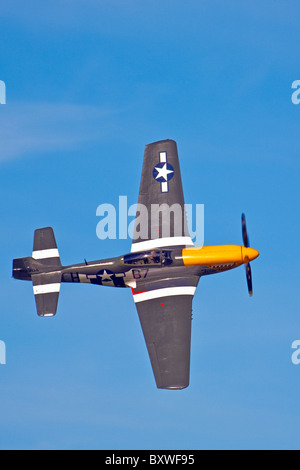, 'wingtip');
145,138,176,147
